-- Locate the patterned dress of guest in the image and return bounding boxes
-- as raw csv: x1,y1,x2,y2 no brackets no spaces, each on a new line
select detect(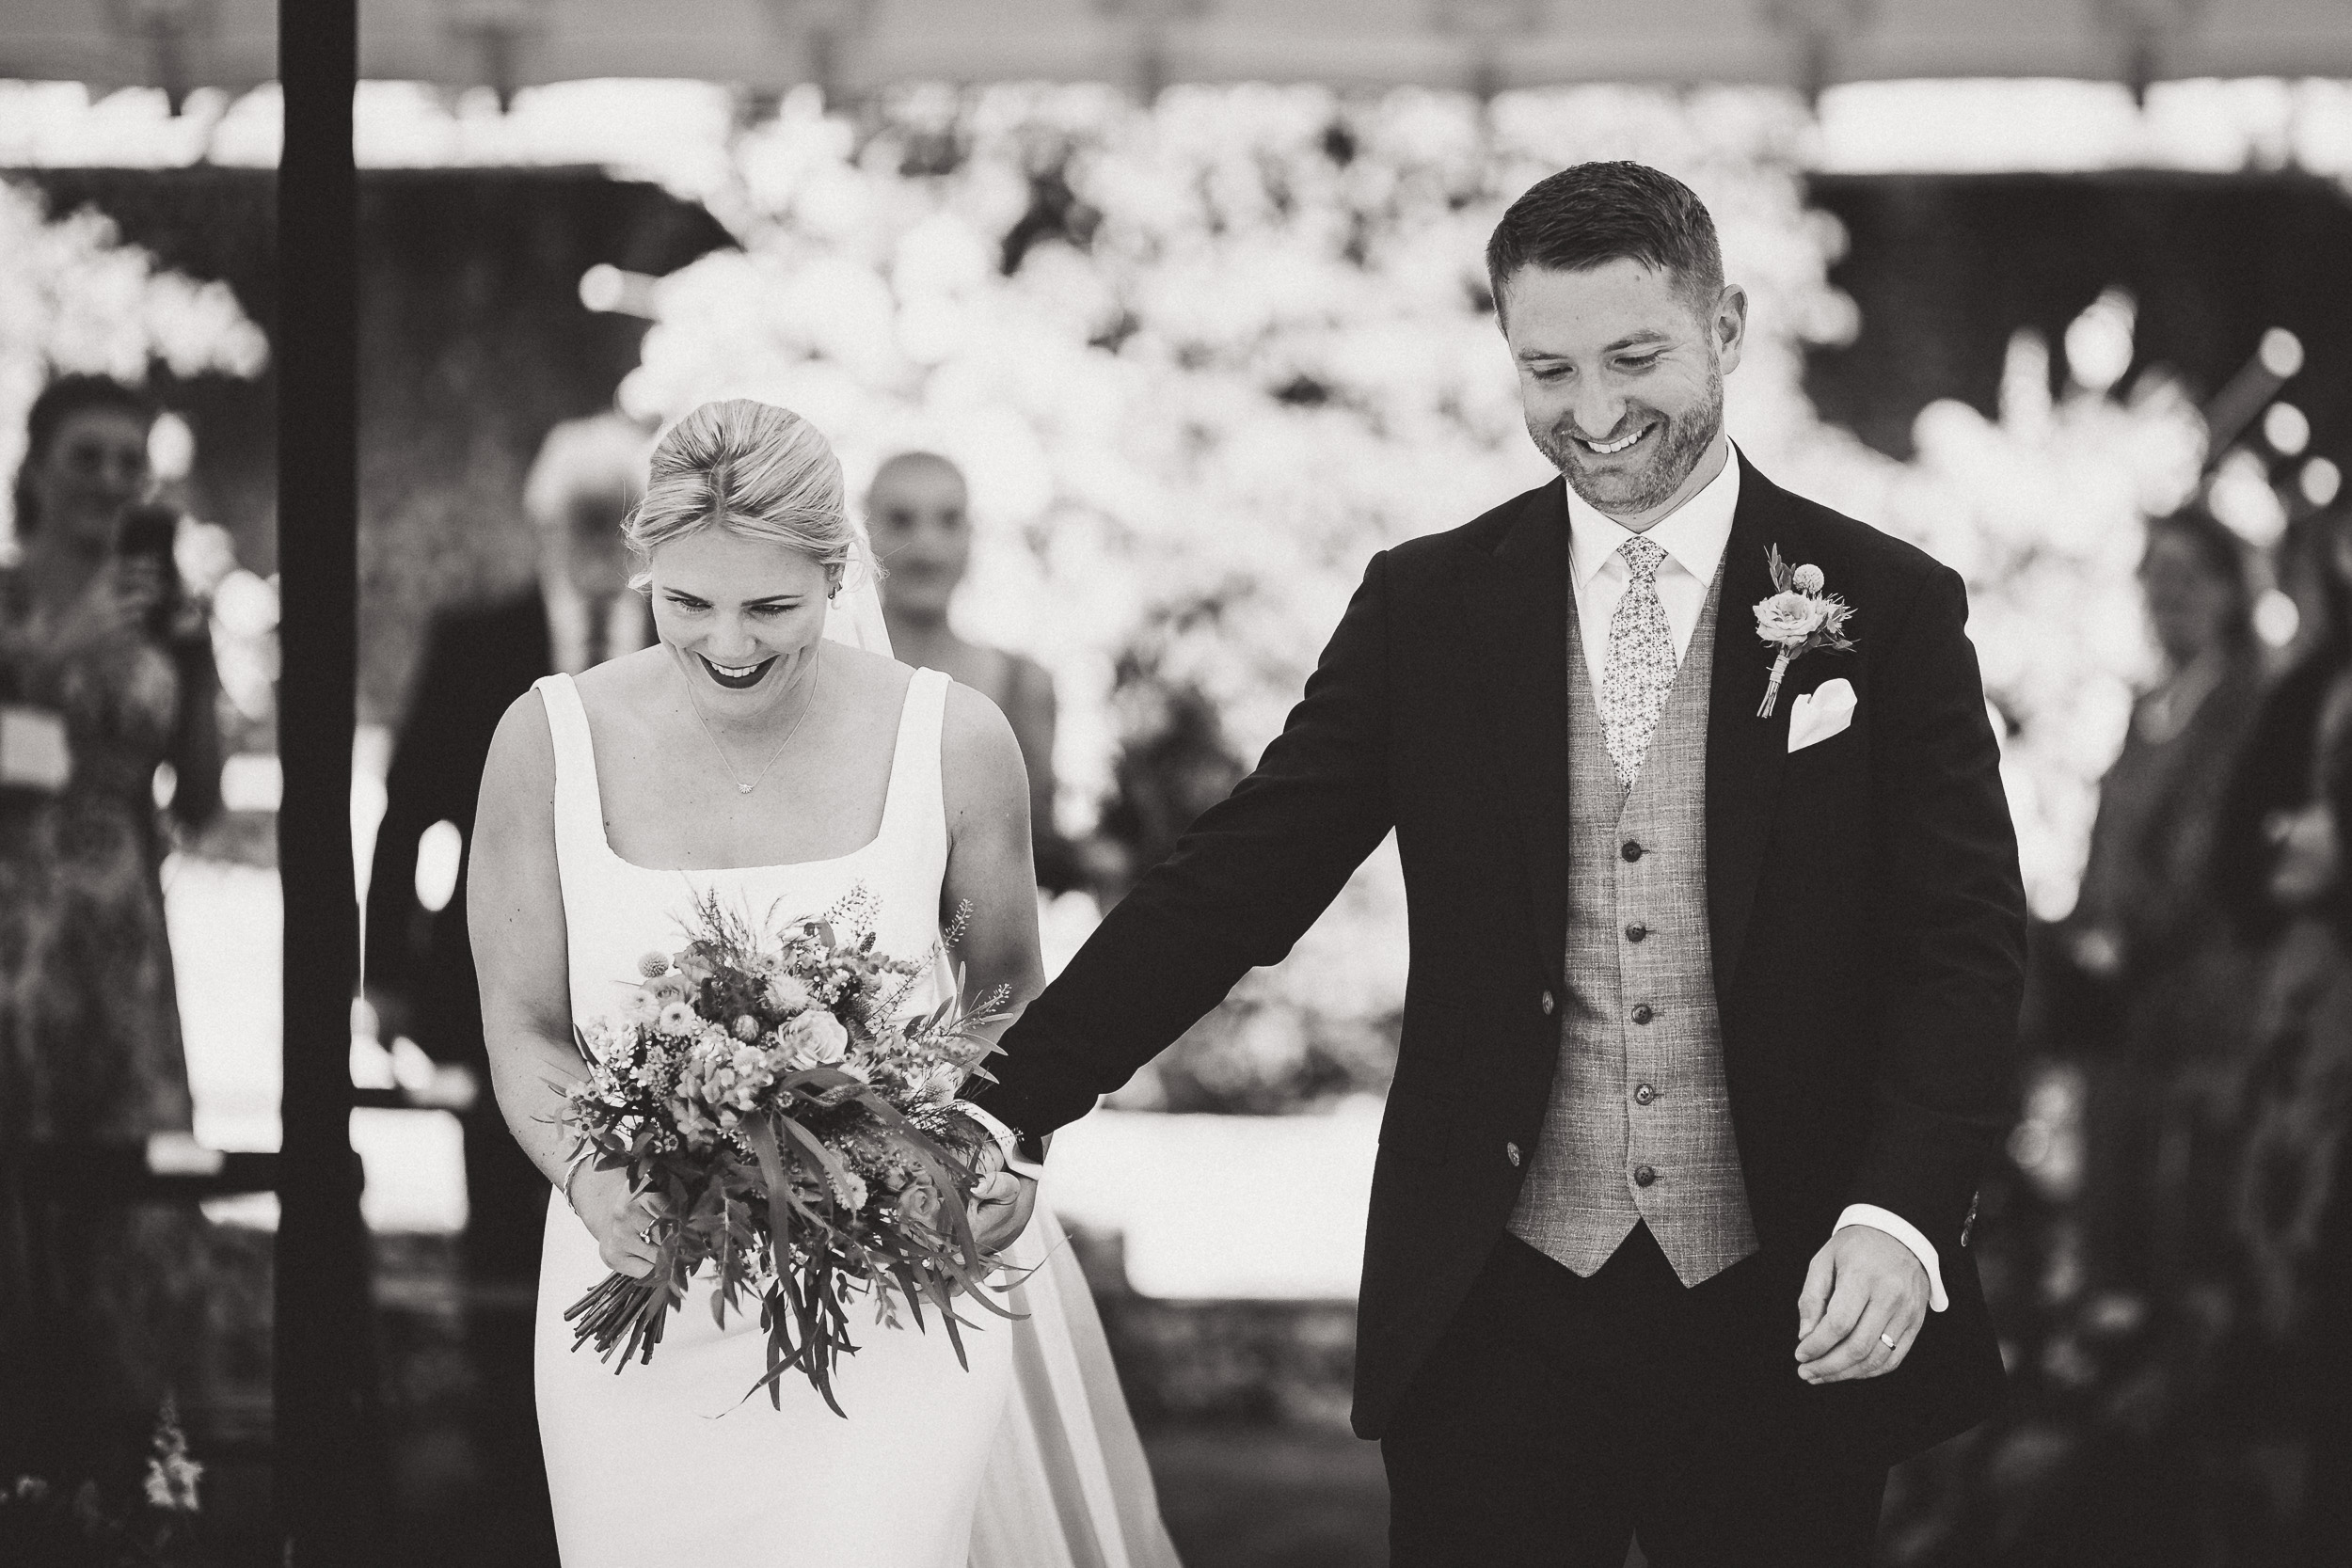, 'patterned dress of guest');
0,560,226,1488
